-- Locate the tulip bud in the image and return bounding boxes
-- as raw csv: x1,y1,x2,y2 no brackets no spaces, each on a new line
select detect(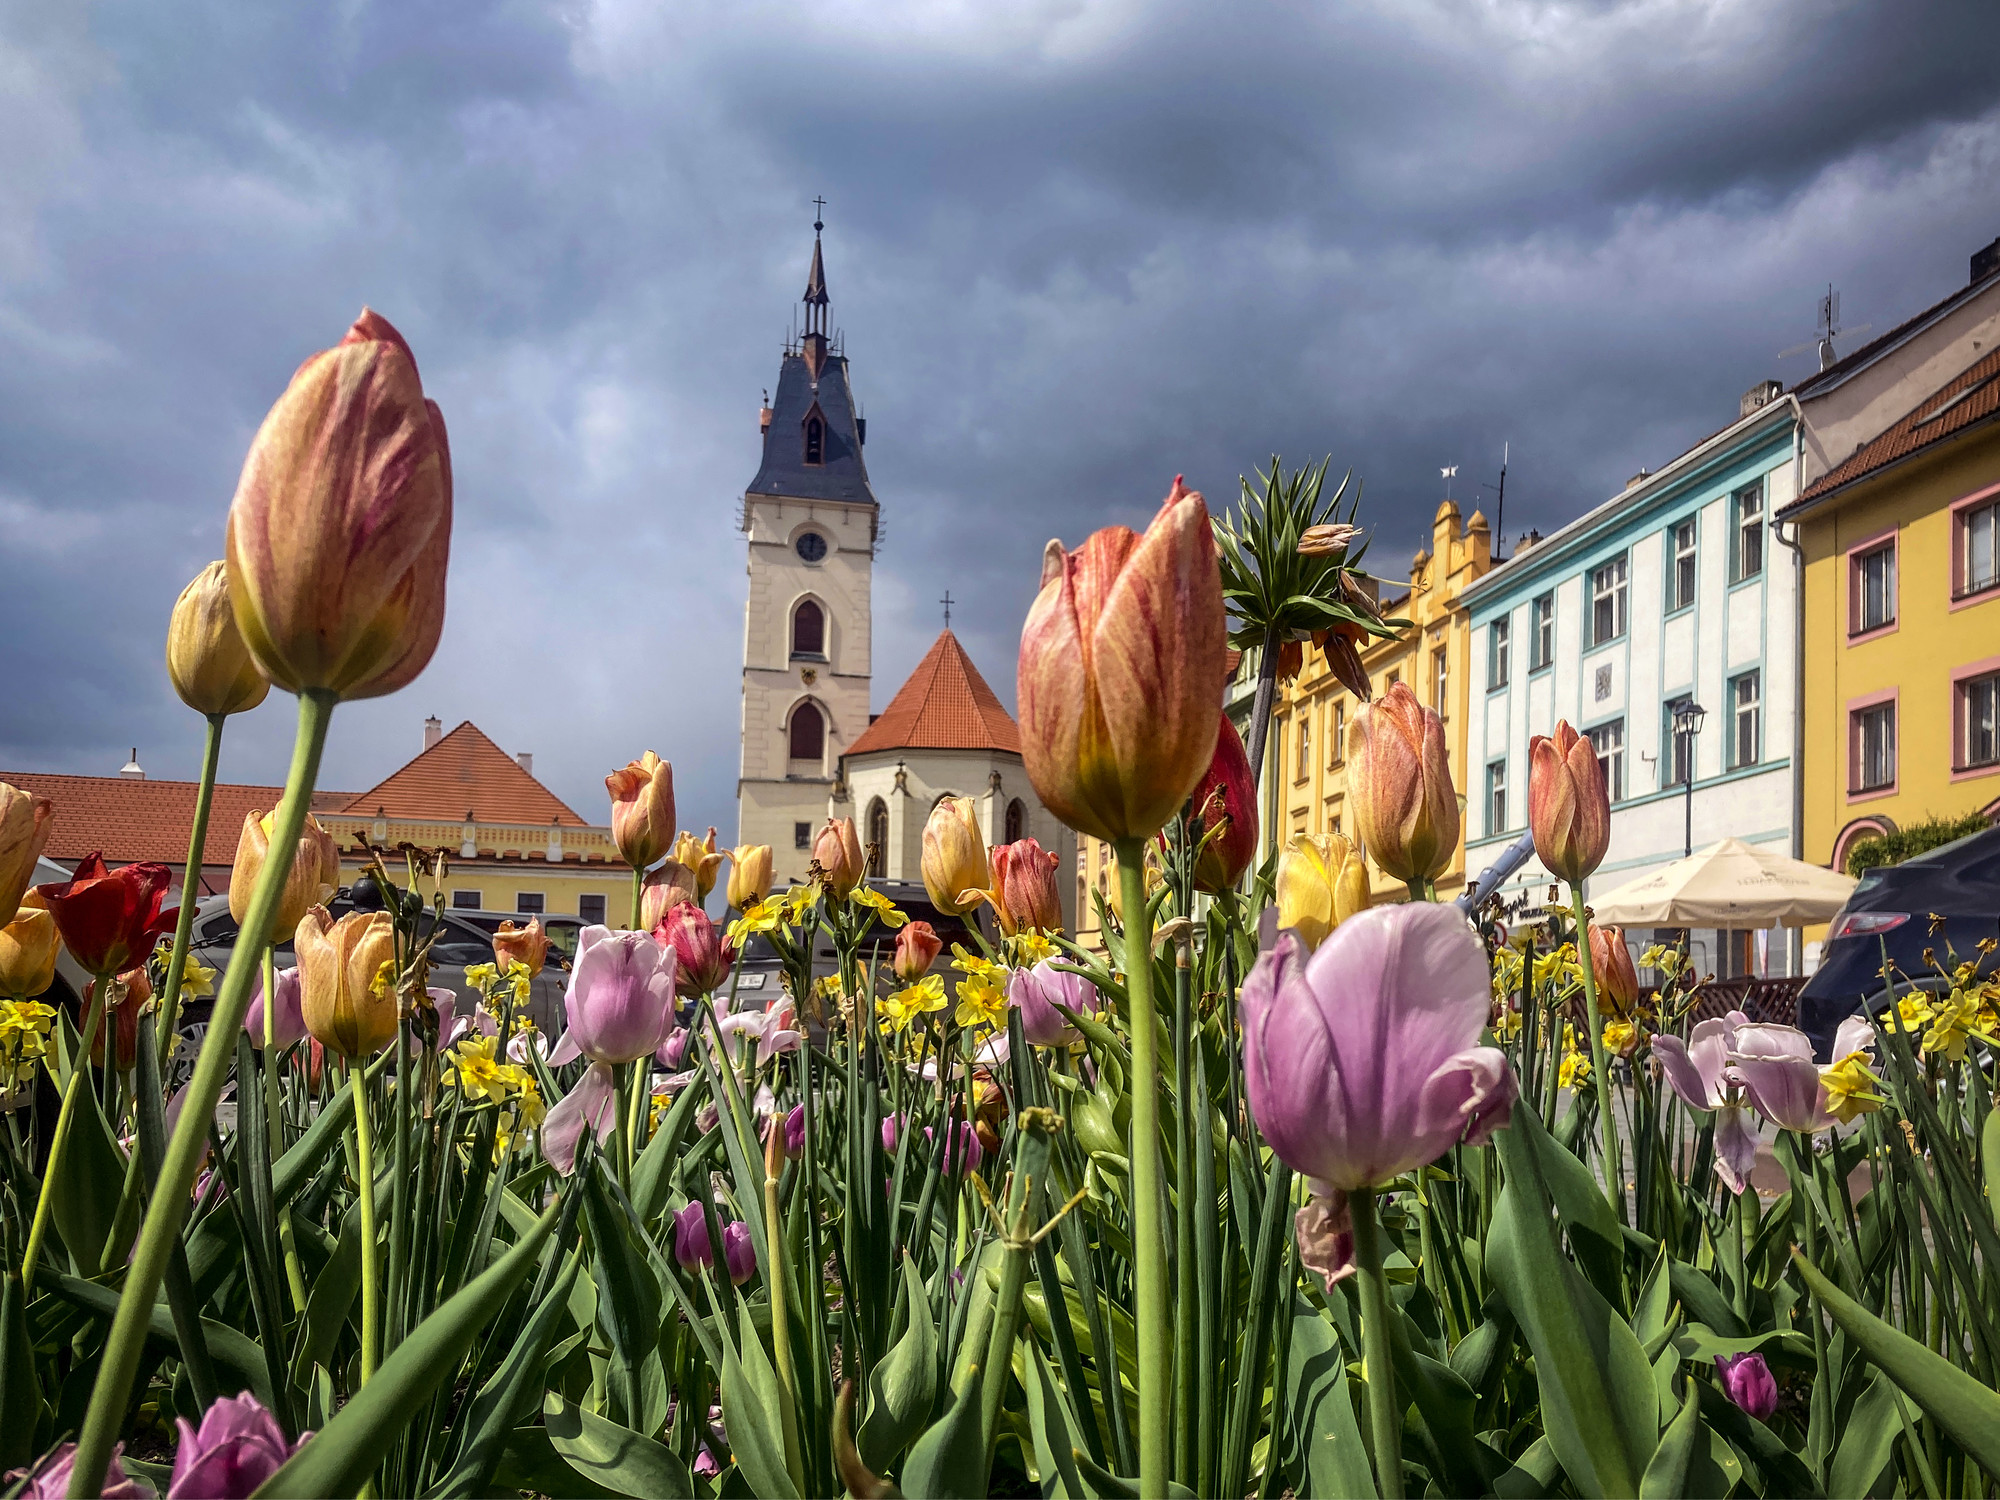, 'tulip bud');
989,838,1062,936
1715,1353,1778,1421
229,811,340,941
673,828,725,903
893,920,943,982
1189,717,1258,894
225,309,451,701
86,968,151,1070
656,1026,690,1070
1019,476,1229,842
921,797,987,916
296,906,400,1058
246,964,306,1051
640,860,700,931
655,901,735,998
723,1220,757,1285
0,782,55,931
606,751,675,872
725,843,774,911
167,561,271,718
0,896,57,1000
1274,833,1371,950
1346,681,1459,884
492,917,548,977
1530,721,1611,886
1588,923,1640,1016
813,818,865,895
